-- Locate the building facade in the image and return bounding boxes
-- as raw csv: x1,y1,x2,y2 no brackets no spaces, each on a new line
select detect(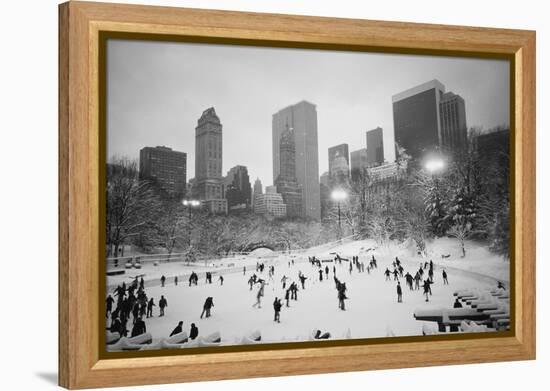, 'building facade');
195,107,227,213
392,79,446,160
225,165,252,212
328,144,349,177
439,92,468,153
274,126,303,218
366,127,384,166
350,148,369,182
272,101,321,220
252,178,263,209
253,186,287,218
139,146,186,198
